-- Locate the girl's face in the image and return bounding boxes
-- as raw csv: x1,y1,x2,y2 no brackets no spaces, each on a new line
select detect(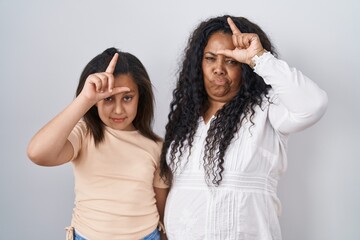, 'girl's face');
96,74,139,131
202,32,242,106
